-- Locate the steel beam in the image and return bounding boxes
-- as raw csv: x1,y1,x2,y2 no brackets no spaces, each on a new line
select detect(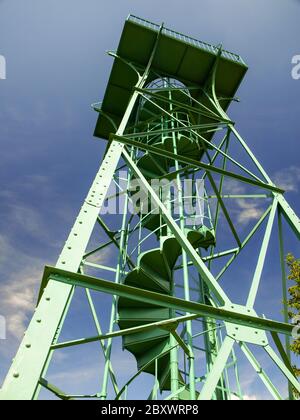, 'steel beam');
41,266,294,336
111,134,284,194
